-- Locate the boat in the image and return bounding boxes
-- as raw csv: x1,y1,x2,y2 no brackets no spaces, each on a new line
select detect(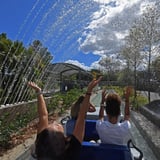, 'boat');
61,117,143,160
